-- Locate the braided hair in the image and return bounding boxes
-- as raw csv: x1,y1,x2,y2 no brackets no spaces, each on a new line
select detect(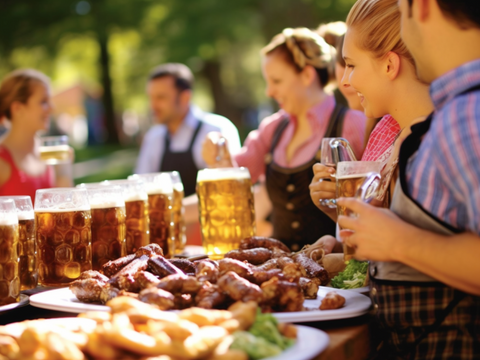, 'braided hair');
262,27,335,88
